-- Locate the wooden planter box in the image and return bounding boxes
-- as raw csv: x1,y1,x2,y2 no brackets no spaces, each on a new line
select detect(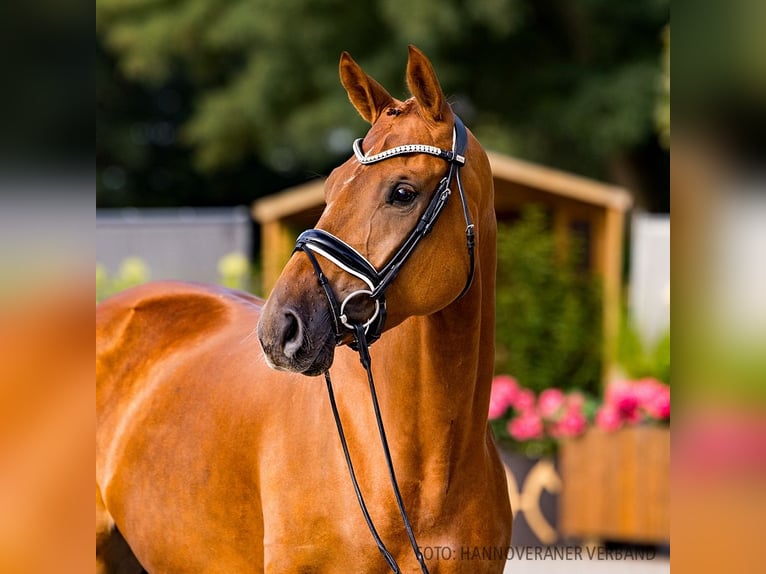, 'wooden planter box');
558,426,670,544
499,450,561,546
